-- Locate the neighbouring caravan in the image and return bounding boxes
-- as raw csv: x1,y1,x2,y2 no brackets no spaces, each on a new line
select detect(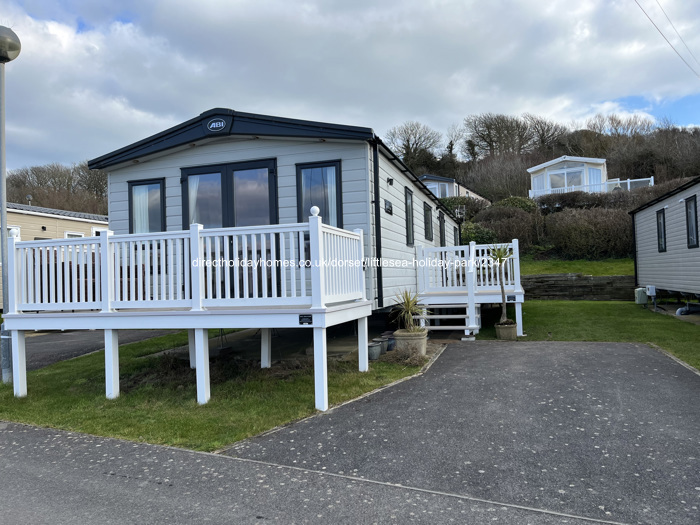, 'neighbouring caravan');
630,176,700,297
